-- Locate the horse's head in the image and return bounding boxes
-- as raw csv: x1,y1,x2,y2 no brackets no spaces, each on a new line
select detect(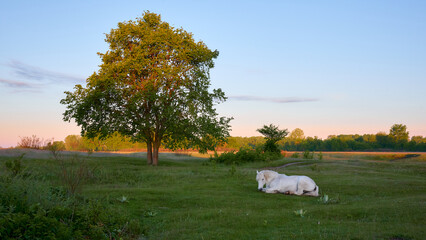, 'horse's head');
256,170,266,191
257,170,279,191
